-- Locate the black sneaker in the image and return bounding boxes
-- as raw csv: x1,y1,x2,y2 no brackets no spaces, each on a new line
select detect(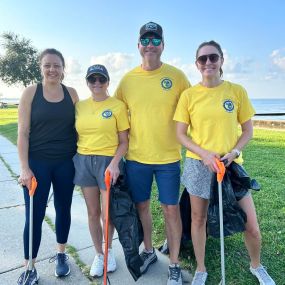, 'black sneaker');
167,264,182,285
17,268,39,285
140,248,158,274
49,252,70,277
